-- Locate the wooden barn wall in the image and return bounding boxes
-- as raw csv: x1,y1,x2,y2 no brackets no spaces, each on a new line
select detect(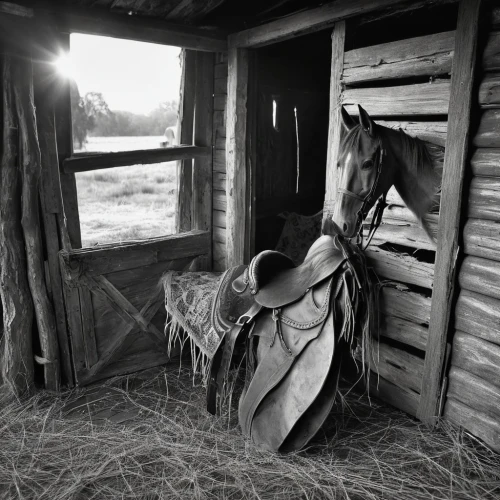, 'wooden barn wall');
212,51,228,271
443,7,500,453
335,5,460,418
